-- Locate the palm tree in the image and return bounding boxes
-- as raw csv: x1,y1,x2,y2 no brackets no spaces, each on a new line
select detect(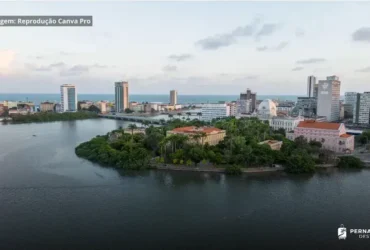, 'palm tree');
199,132,207,145
192,133,202,145
142,120,150,128
159,119,166,125
186,112,191,119
168,114,174,120
128,123,137,136
182,117,186,121
197,112,202,120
